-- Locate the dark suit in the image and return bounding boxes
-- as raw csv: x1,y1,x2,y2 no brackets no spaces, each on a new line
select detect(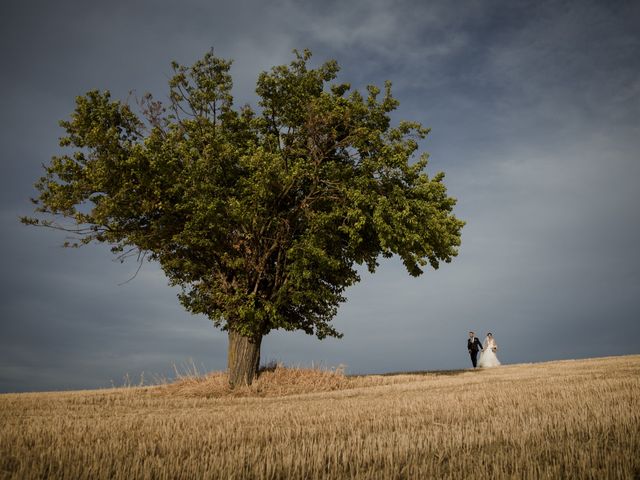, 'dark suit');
467,337,483,368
